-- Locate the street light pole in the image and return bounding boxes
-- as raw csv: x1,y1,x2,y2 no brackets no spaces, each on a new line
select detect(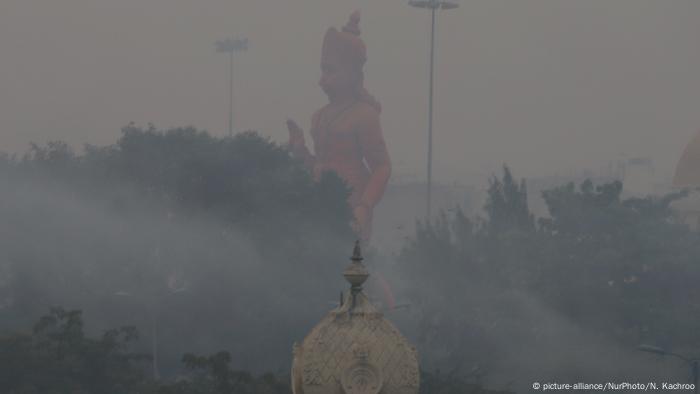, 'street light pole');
427,6,435,219
215,37,248,137
228,49,234,137
408,0,459,219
